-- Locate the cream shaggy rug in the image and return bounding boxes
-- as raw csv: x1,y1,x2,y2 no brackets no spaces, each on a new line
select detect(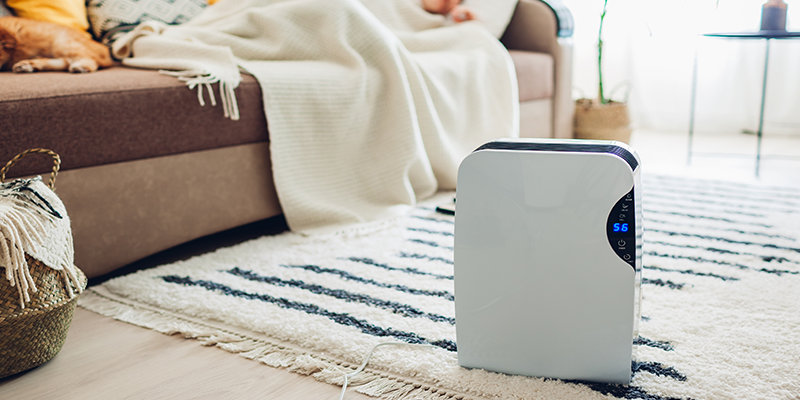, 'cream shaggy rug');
79,174,800,400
